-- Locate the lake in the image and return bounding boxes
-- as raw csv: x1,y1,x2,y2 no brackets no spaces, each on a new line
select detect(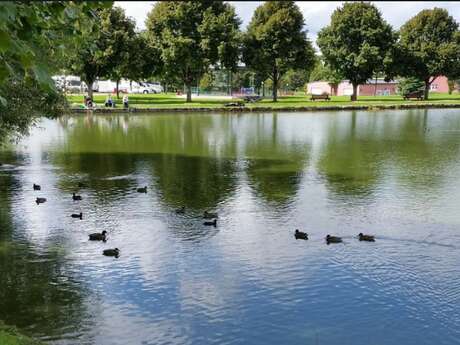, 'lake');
1,109,460,345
